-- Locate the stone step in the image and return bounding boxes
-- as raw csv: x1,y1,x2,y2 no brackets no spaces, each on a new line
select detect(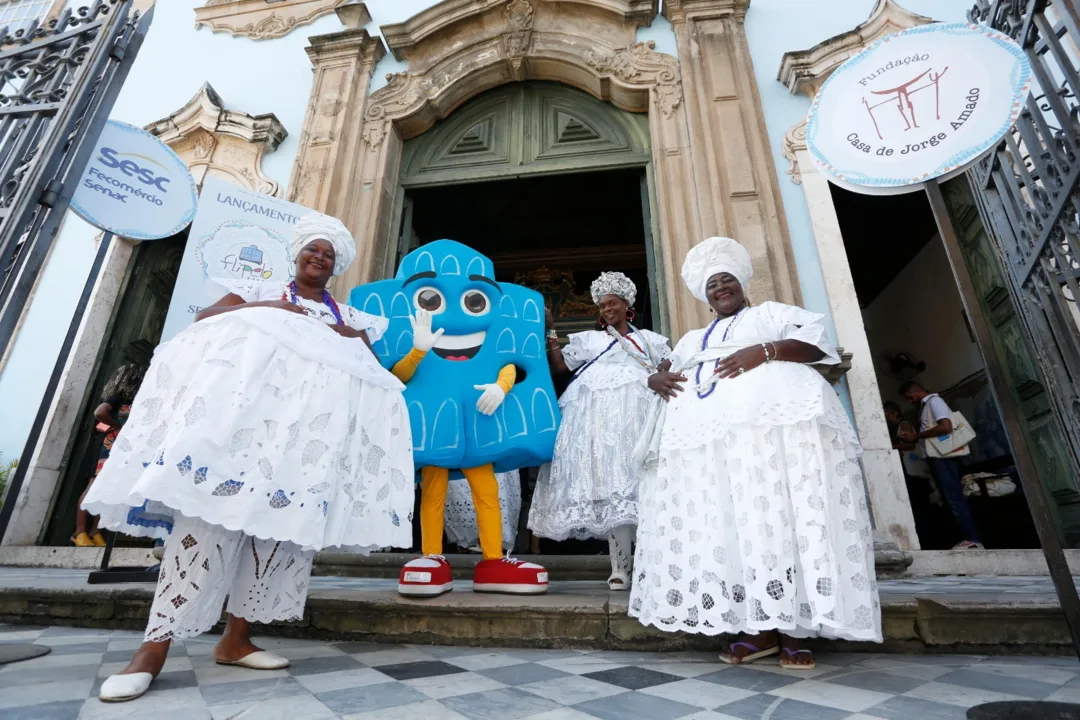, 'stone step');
0,572,1069,655
307,542,914,580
